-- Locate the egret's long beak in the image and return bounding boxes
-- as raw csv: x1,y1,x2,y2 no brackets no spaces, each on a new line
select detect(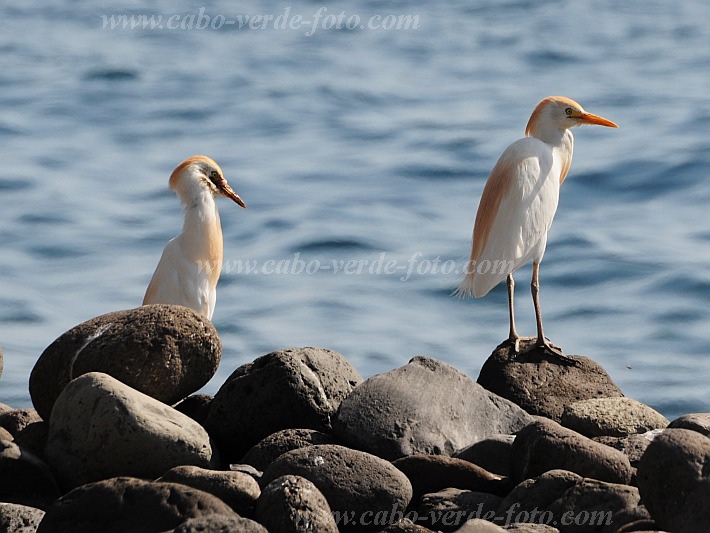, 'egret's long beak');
580,112,618,128
222,182,247,208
